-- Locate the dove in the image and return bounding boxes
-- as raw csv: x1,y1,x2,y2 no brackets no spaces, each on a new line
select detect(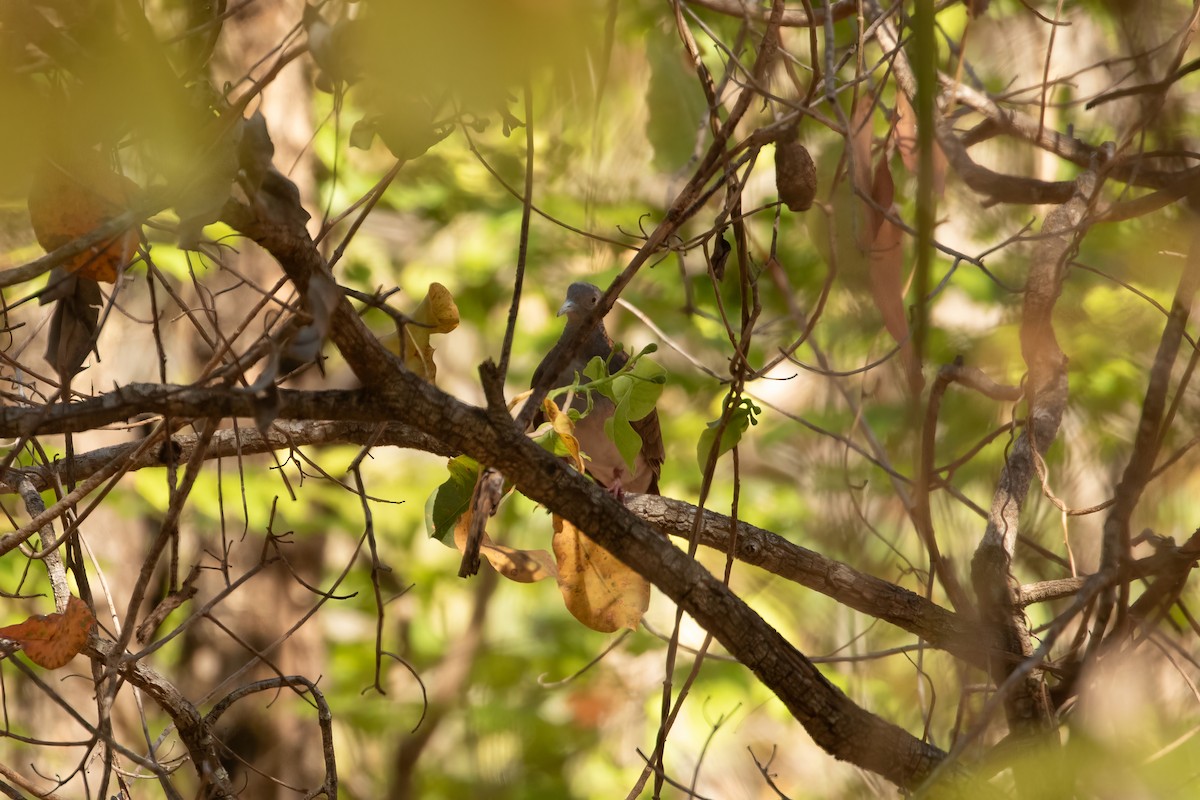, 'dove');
531,282,664,496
